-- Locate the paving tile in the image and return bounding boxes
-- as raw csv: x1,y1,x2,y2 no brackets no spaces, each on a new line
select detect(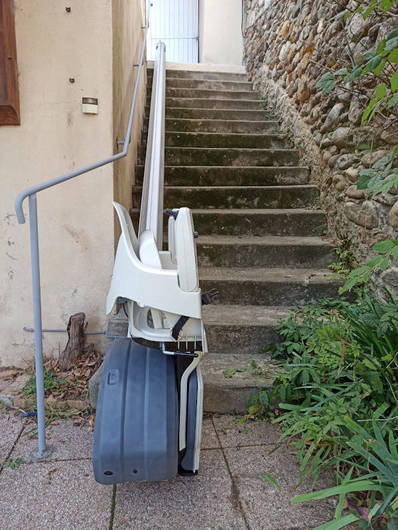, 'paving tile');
213,415,281,448
113,449,247,529
0,412,23,464
224,446,335,529
13,419,93,462
201,414,220,449
0,459,112,530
